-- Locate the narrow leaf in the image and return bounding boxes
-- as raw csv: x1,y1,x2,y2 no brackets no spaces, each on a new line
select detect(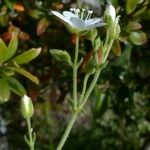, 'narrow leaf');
0,78,11,104
13,67,39,84
126,0,139,14
4,34,18,62
12,48,41,65
6,77,26,96
0,39,7,64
